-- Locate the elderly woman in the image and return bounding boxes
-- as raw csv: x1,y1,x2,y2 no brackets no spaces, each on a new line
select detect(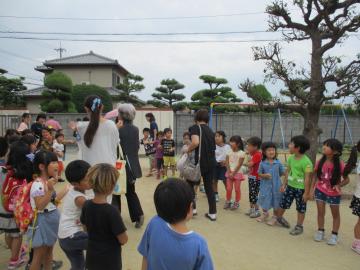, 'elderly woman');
112,103,144,228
